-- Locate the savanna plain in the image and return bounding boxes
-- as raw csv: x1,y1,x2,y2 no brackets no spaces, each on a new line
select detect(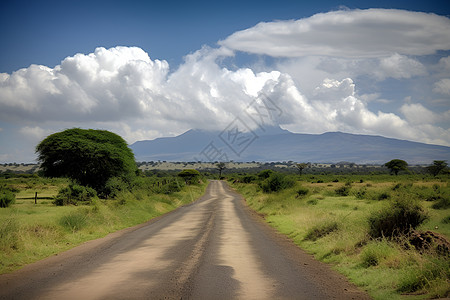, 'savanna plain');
0,168,449,300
